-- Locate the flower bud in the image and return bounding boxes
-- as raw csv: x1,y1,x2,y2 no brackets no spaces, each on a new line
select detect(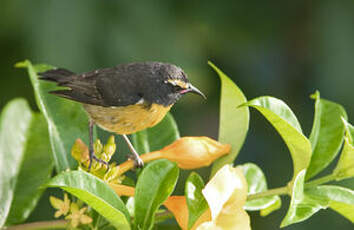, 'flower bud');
160,137,231,169
71,139,89,164
94,139,103,156
104,135,116,157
